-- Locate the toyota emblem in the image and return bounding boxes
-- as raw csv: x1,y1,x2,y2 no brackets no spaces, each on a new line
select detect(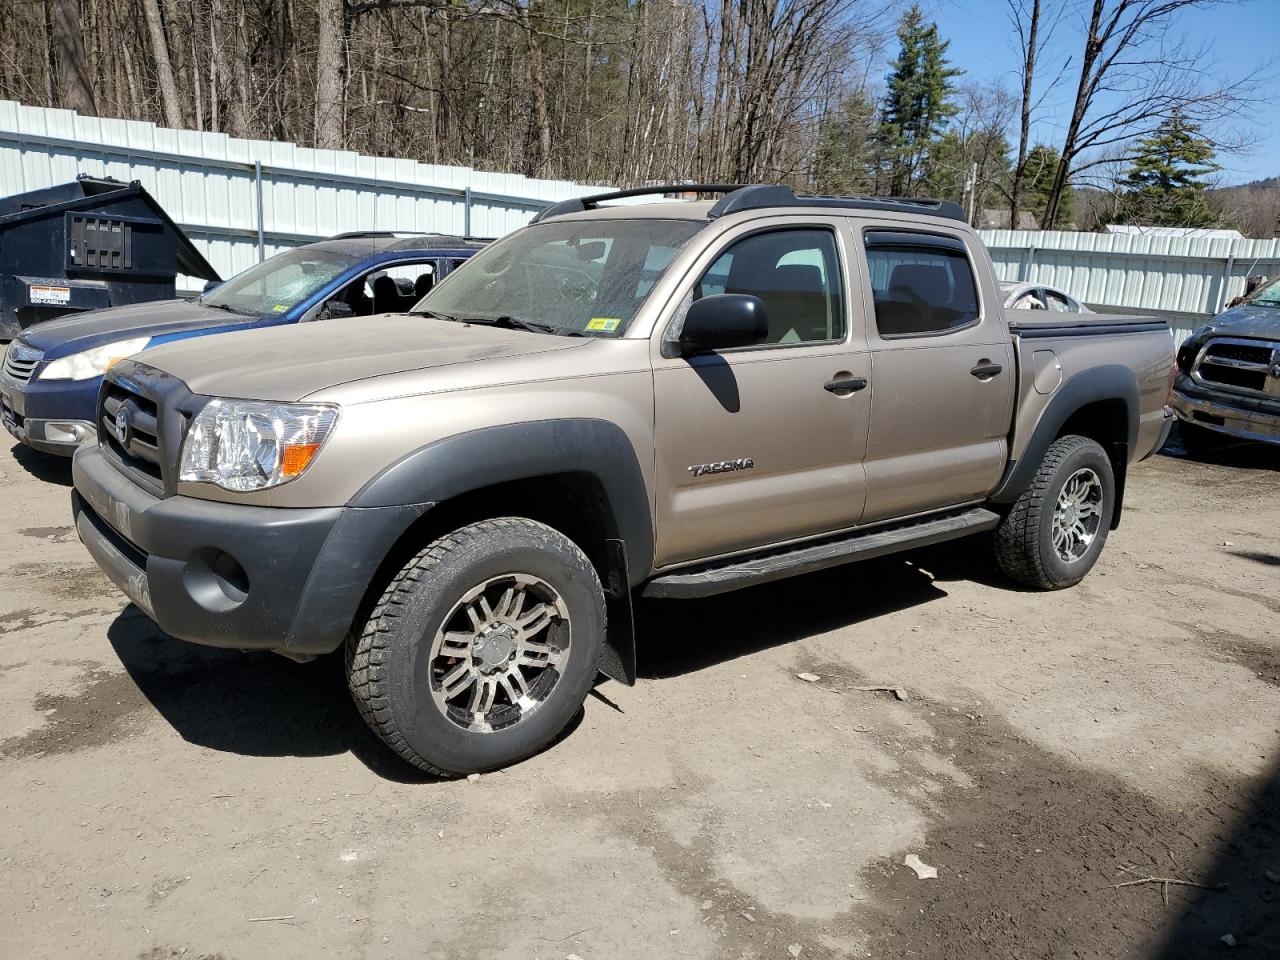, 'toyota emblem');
1271,360,1280,380
115,404,131,446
